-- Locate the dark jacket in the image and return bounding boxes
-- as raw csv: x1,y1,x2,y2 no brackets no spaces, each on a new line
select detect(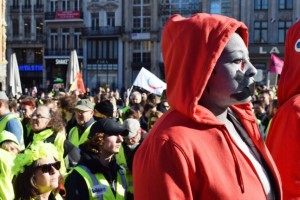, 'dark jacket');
64,150,125,200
